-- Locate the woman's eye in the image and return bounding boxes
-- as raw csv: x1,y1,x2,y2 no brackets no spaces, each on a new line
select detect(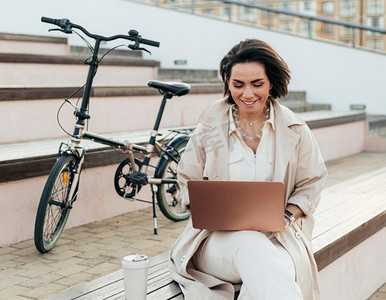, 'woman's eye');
233,85,243,89
253,84,263,88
